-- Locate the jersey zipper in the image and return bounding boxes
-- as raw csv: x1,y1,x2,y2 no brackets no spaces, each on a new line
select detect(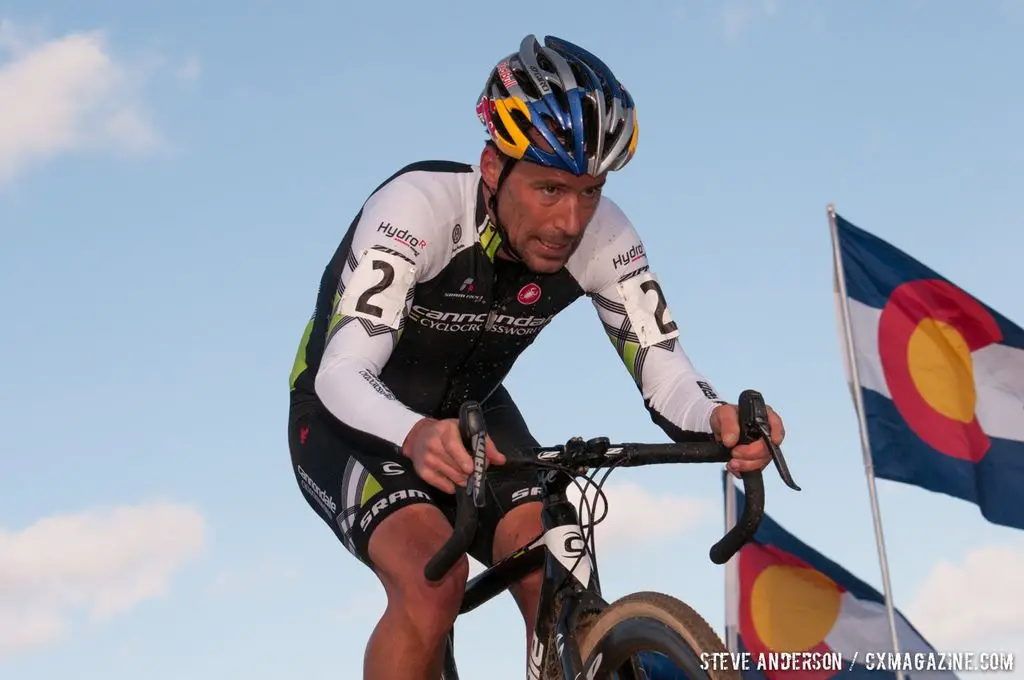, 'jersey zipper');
439,260,519,412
